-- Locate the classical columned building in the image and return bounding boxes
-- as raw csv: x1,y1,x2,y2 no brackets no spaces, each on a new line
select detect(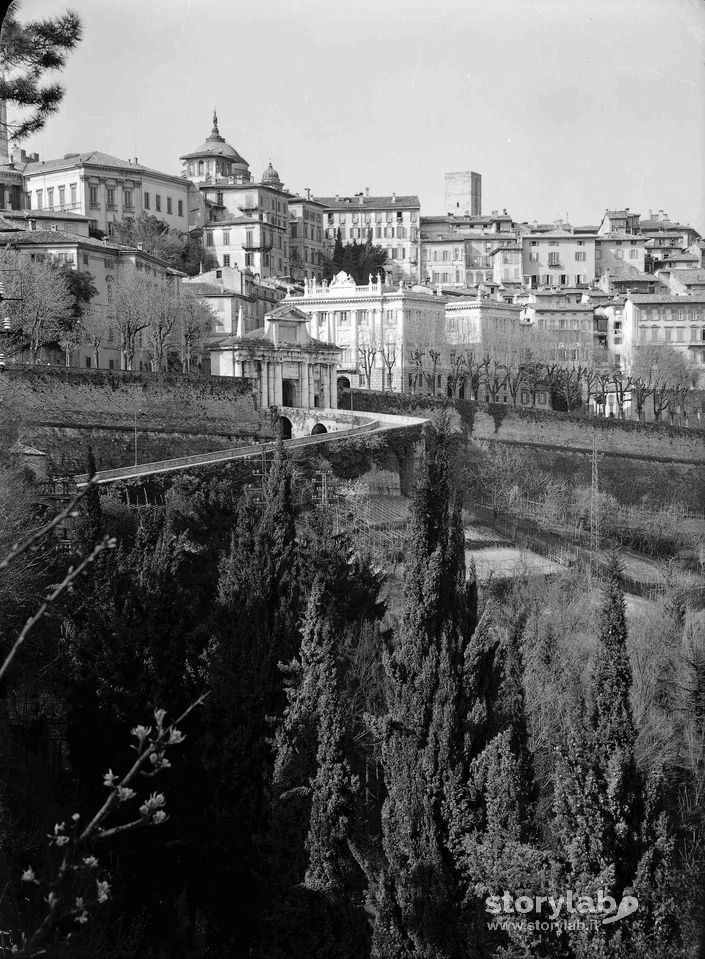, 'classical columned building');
285,271,447,392
209,304,341,409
